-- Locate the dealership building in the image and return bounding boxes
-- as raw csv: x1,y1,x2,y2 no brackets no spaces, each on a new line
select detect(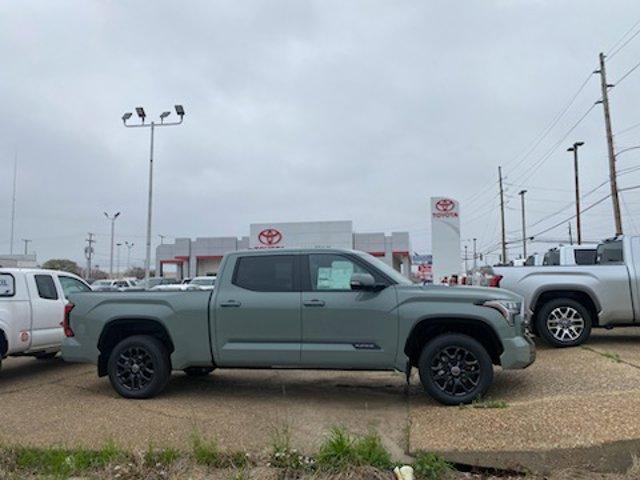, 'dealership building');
156,221,411,279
